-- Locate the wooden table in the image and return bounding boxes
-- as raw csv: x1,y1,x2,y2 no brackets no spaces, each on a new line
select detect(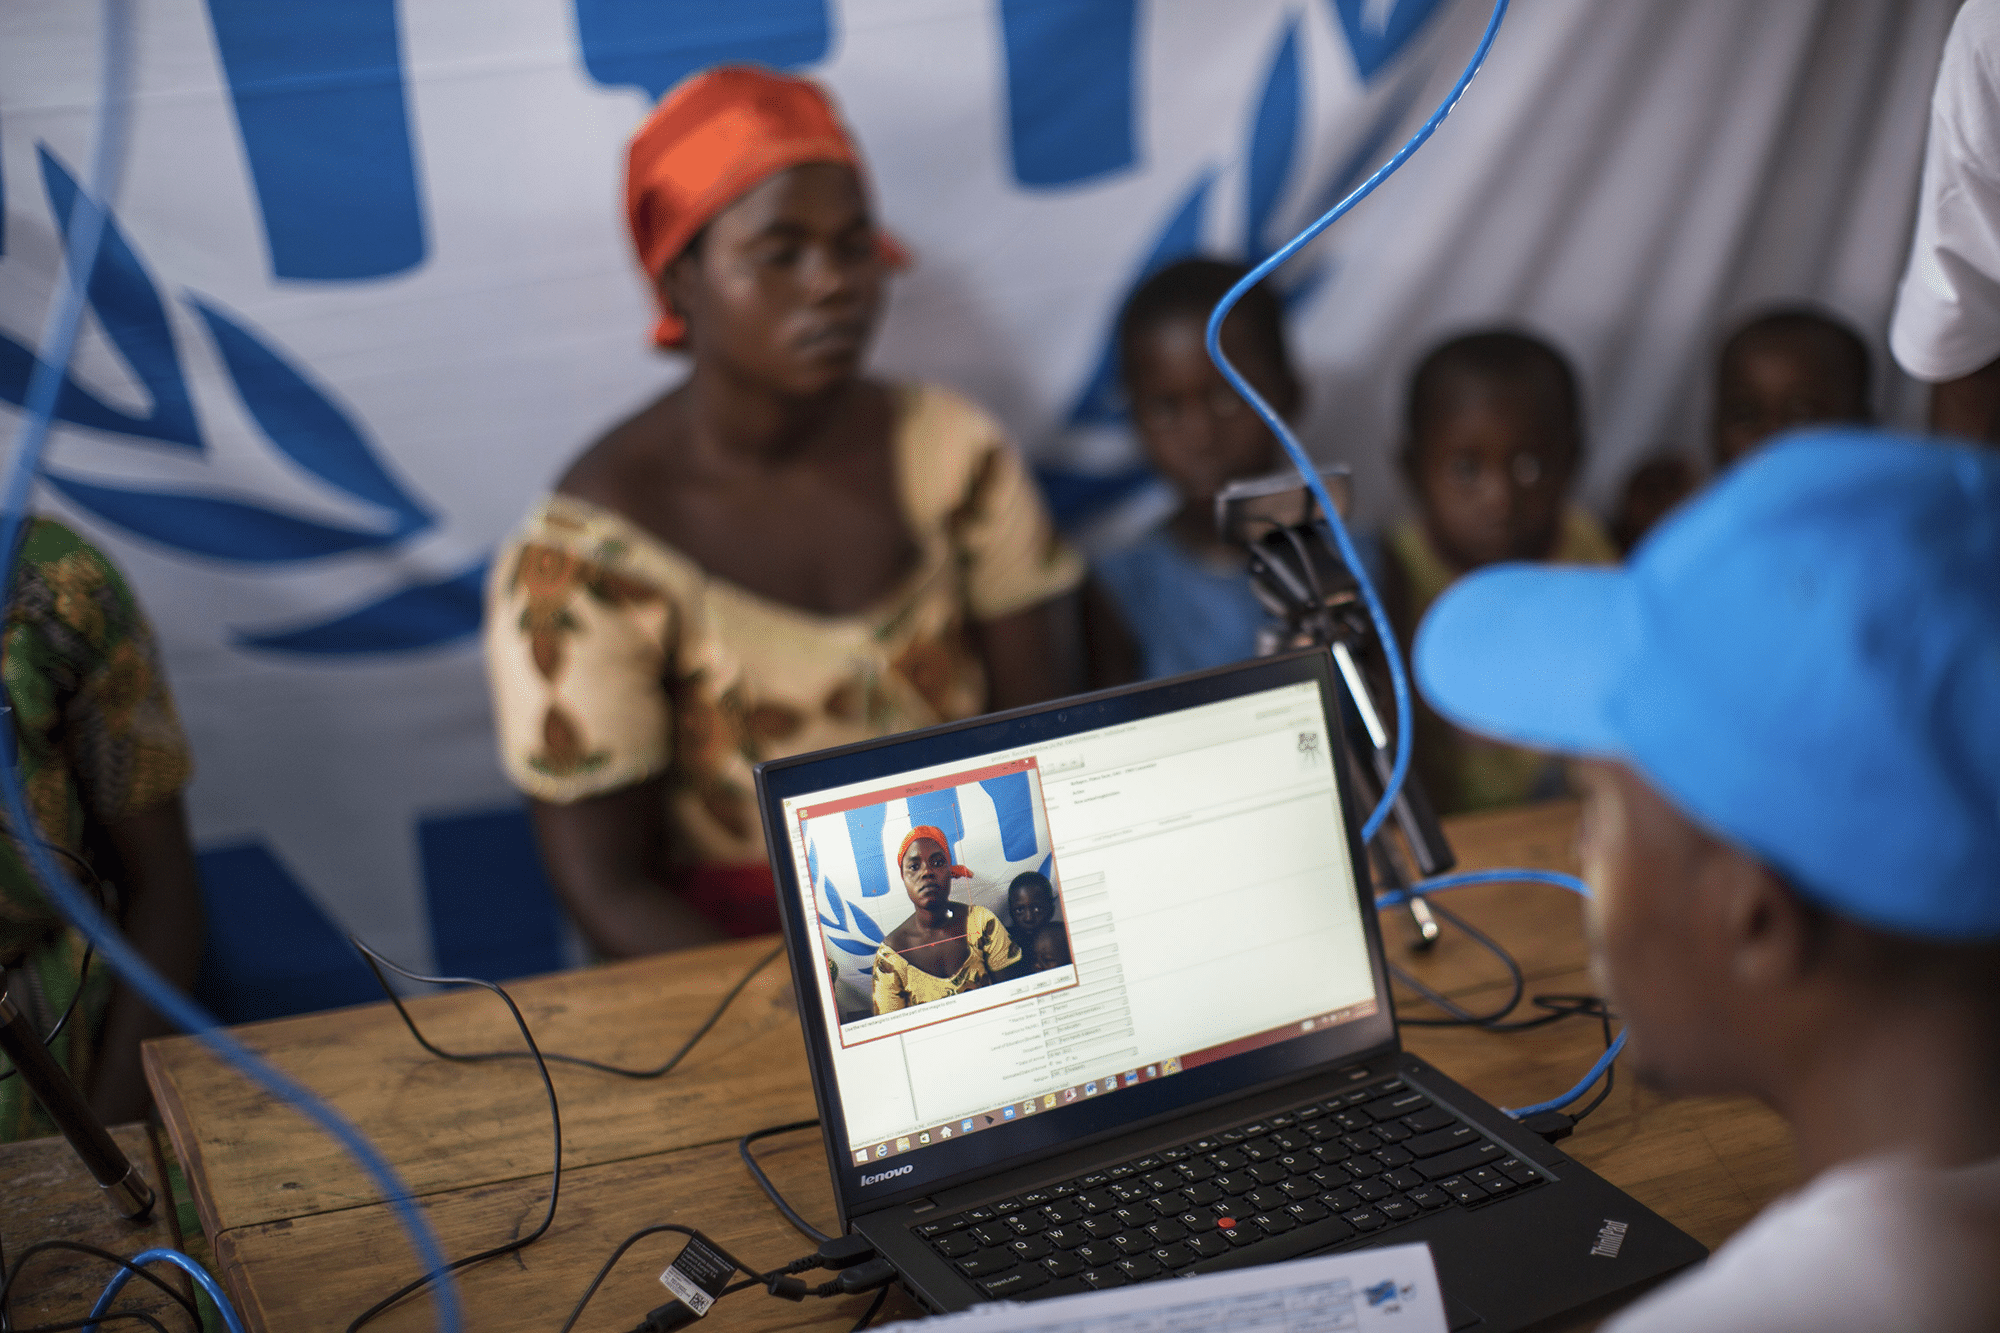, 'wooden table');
0,1121,197,1328
144,800,1795,1332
